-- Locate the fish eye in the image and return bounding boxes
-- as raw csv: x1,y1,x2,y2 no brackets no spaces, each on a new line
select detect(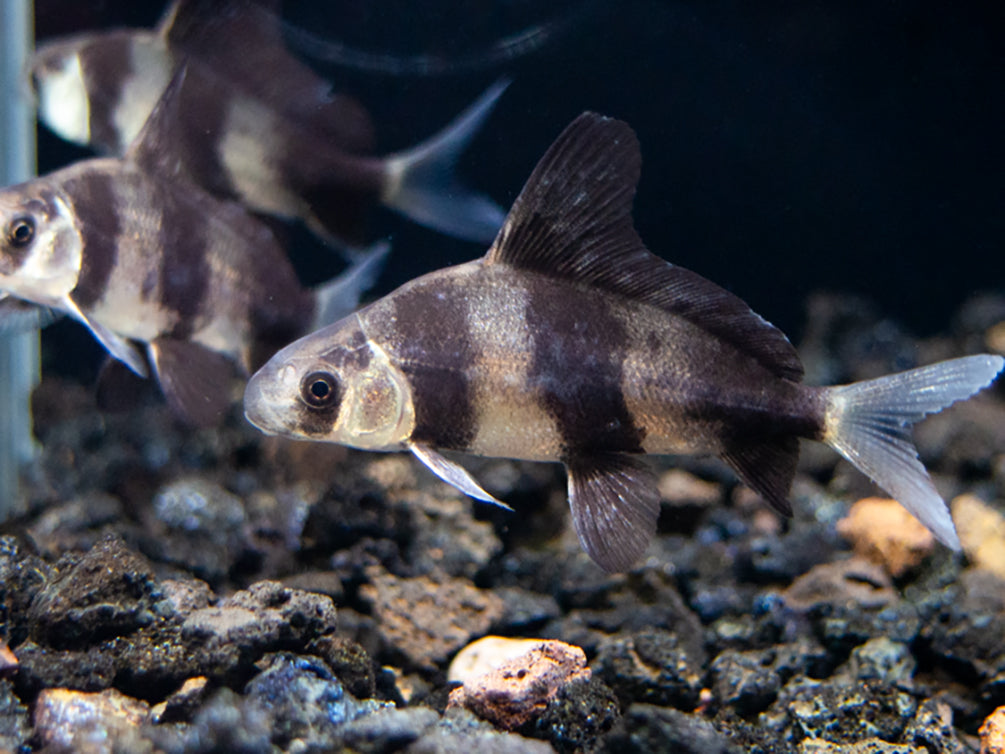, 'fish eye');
7,216,35,248
301,370,340,409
